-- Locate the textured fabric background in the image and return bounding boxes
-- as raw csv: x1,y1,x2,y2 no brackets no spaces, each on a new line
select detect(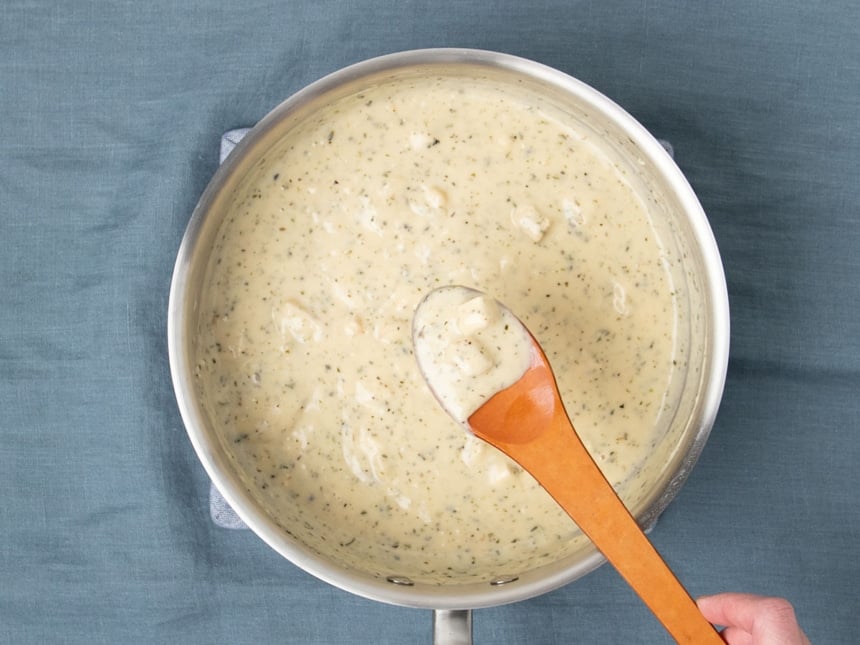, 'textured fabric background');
2,1,858,643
